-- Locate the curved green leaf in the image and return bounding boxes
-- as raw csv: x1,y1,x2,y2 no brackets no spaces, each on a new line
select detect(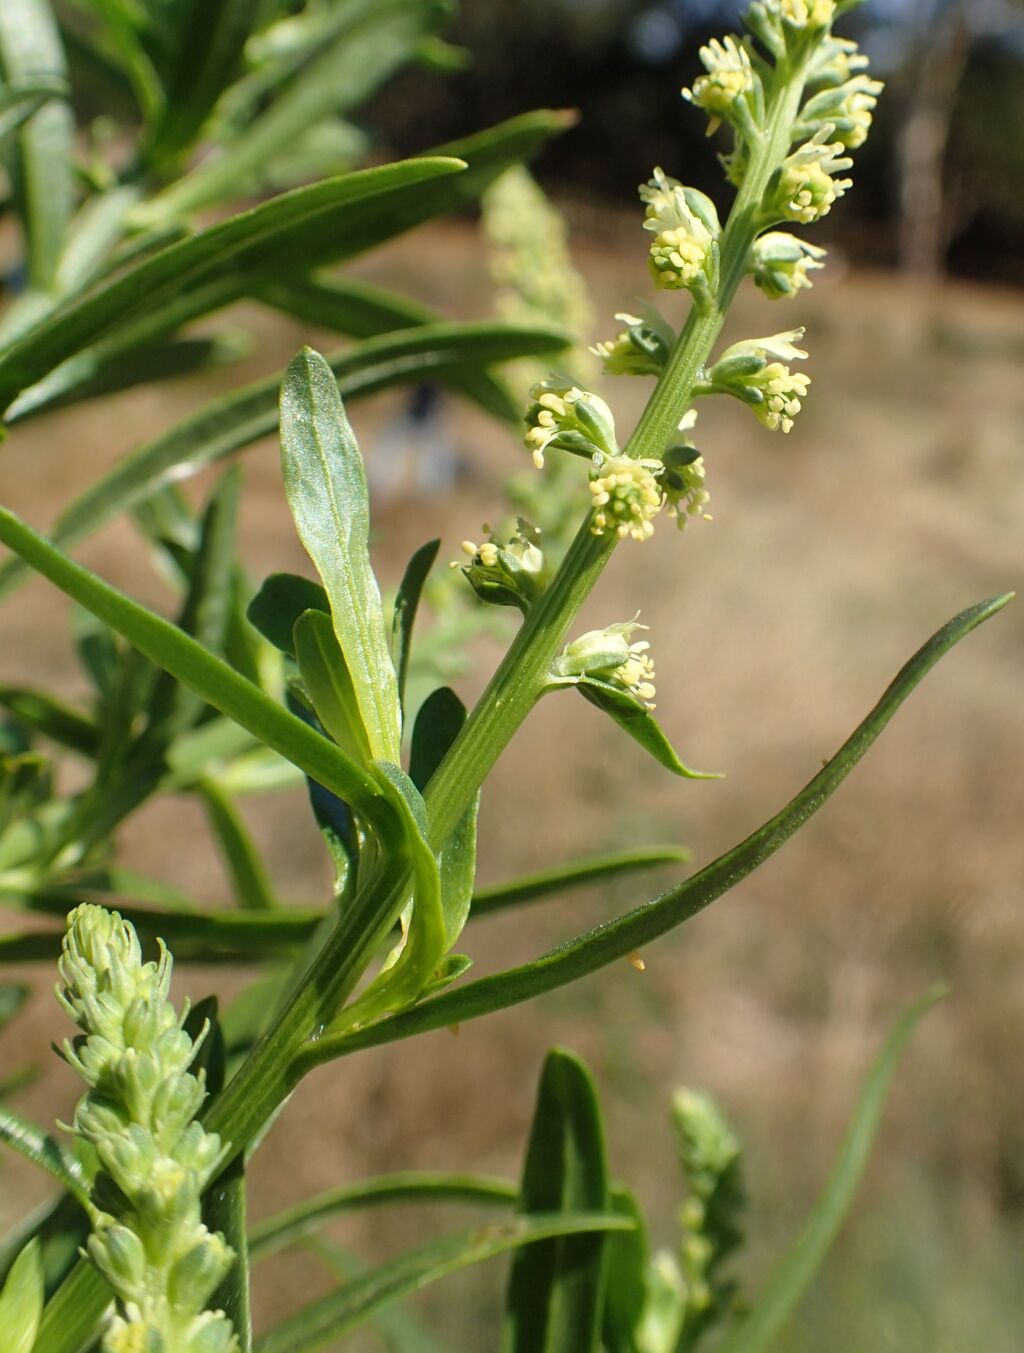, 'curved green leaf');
0,507,390,830
392,539,440,711
469,845,692,919
300,594,1012,1062
503,1049,610,1353
246,574,328,656
254,1213,633,1353
281,348,401,763
575,678,720,780
714,990,944,1353
249,1170,518,1261
293,609,373,768
0,77,66,146
0,156,464,410
205,1152,253,1353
